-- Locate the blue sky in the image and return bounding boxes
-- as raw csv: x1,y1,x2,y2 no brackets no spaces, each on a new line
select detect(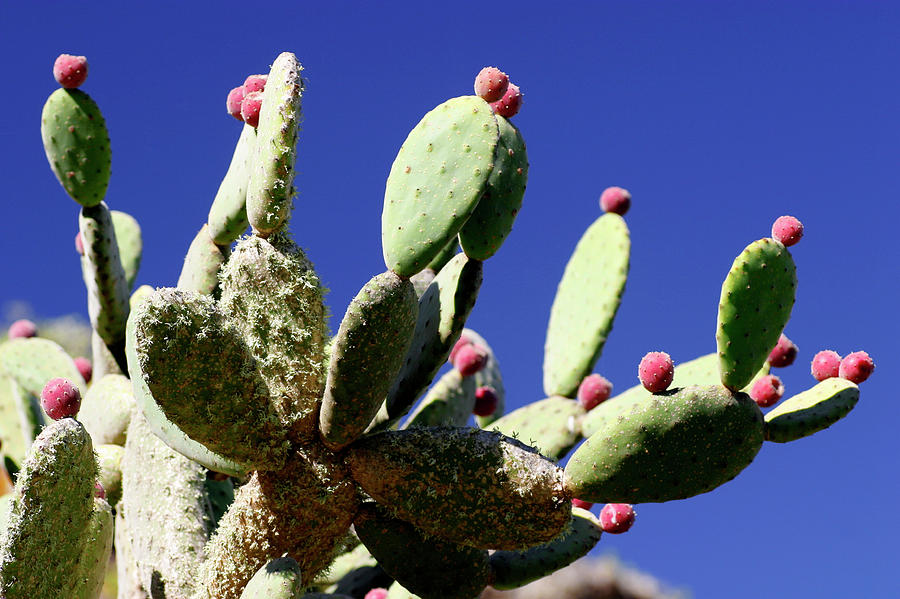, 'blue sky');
2,2,898,597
